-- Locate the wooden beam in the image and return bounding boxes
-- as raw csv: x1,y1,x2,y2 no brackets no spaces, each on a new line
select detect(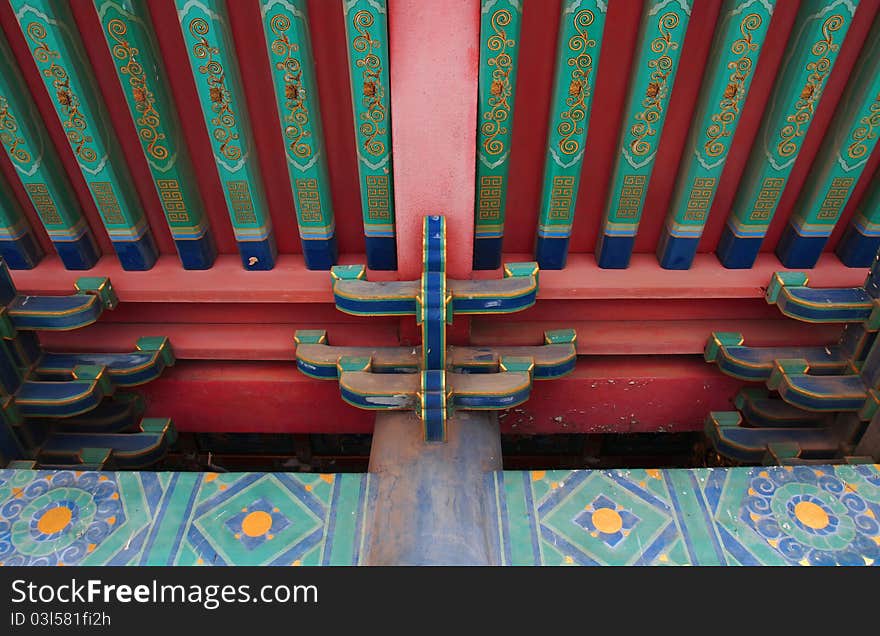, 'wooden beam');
388,0,478,279
10,252,866,302
132,357,746,434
